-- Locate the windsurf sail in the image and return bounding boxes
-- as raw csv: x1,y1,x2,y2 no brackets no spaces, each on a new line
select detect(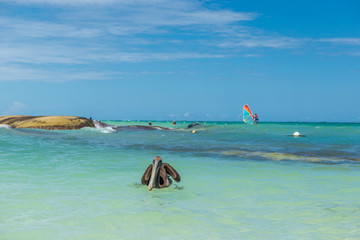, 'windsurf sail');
243,104,255,124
